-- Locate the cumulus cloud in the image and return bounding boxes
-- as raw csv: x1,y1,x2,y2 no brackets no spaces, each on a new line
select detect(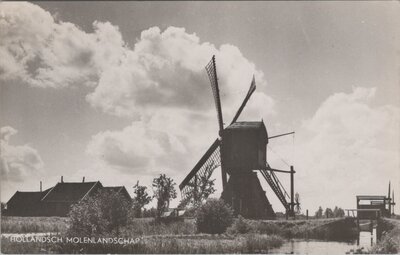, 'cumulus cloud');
86,108,222,175
0,2,274,118
295,87,400,210
86,120,186,173
0,126,44,182
85,26,273,118
1,2,276,175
